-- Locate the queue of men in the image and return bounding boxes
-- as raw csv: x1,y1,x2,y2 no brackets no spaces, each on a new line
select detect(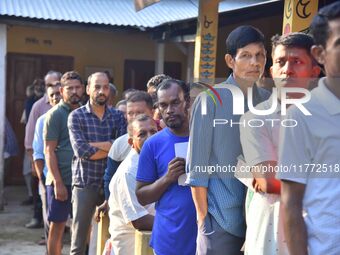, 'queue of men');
23,2,340,255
